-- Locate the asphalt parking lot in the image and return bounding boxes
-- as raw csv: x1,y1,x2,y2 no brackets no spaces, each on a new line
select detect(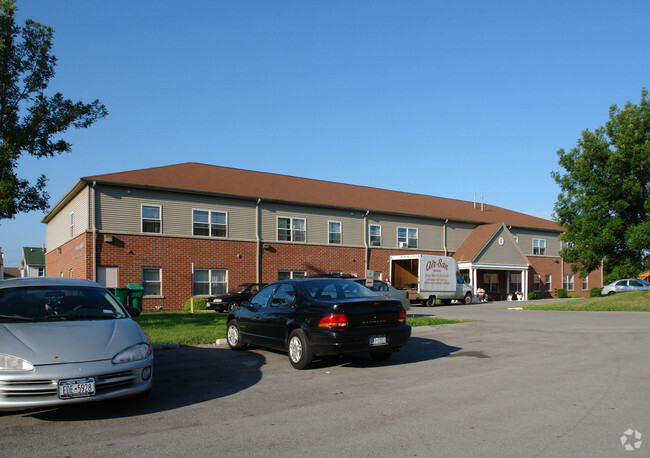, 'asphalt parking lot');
2,300,649,457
